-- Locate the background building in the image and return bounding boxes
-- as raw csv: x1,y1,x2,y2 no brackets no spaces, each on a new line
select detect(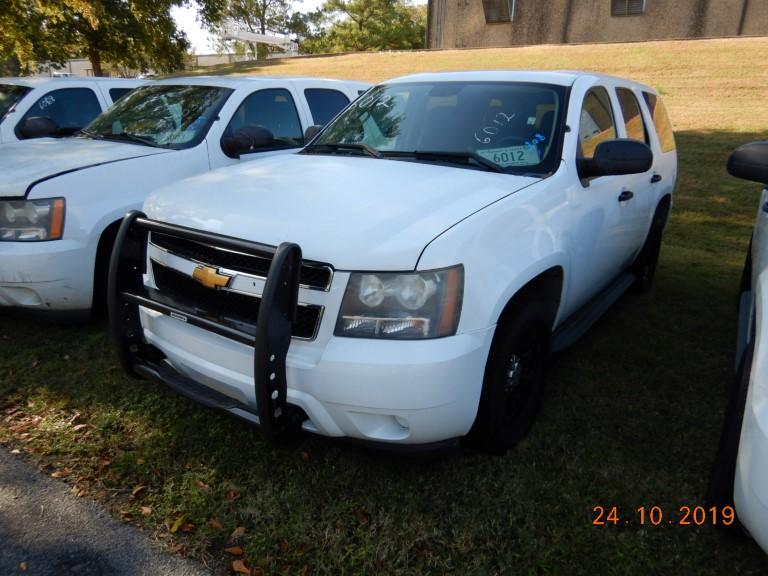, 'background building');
427,0,768,49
